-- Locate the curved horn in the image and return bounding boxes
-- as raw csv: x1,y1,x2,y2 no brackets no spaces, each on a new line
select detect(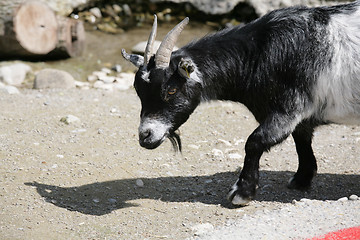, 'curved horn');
121,49,144,68
155,17,189,69
144,15,158,65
